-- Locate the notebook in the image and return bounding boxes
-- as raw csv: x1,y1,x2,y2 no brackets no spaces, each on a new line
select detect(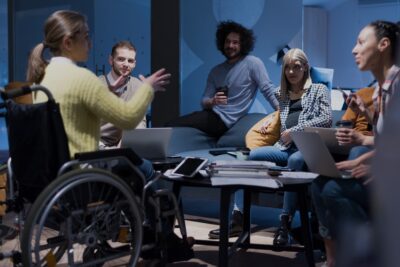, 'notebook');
120,128,172,160
304,127,353,155
290,131,352,179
